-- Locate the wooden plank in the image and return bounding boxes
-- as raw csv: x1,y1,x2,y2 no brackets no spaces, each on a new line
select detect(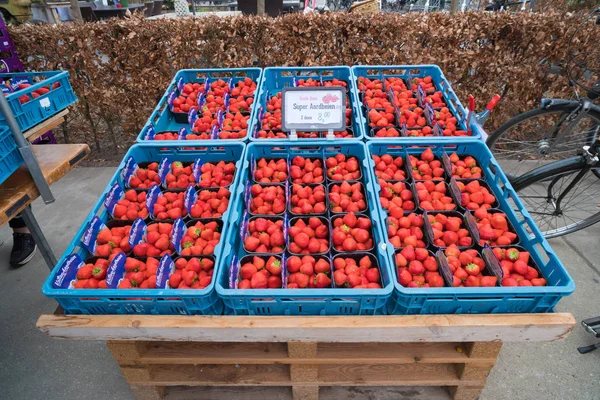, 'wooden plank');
0,143,90,226
22,109,68,142
162,386,453,400
118,341,490,365
464,342,503,359
121,364,484,387
130,385,165,400
290,365,318,382
36,313,576,343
